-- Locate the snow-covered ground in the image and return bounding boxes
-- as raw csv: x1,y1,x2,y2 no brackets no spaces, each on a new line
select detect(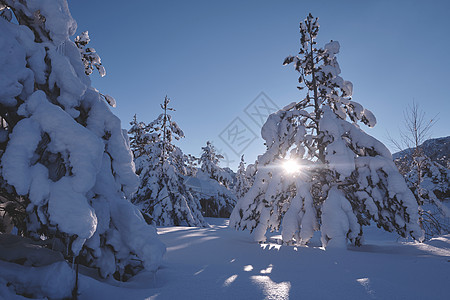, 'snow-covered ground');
78,218,450,300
